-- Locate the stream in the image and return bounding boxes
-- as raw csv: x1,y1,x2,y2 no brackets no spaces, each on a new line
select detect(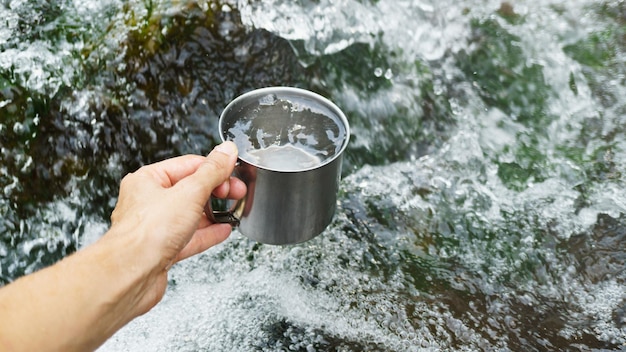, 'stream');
1,0,625,350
